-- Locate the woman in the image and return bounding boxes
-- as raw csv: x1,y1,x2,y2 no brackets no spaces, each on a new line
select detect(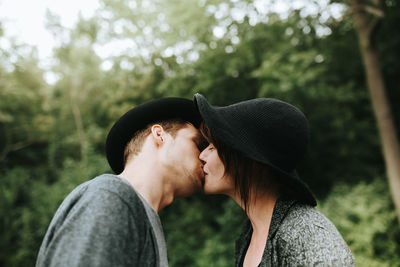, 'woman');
194,93,355,267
